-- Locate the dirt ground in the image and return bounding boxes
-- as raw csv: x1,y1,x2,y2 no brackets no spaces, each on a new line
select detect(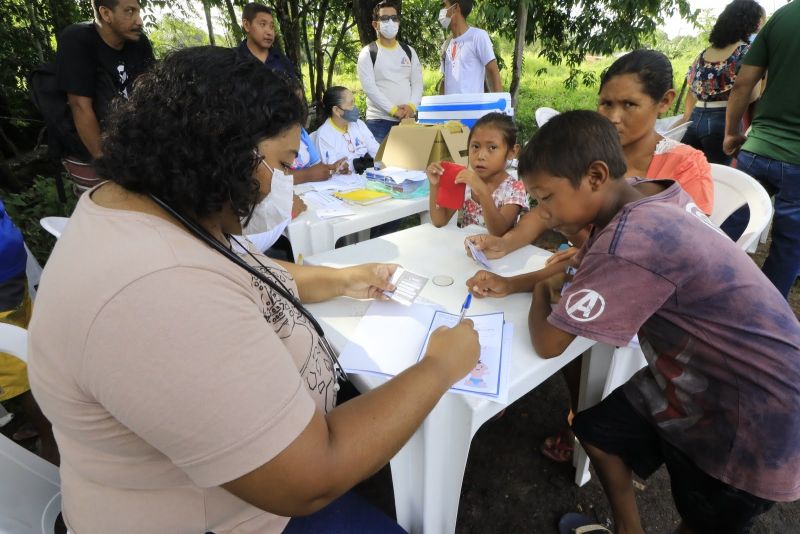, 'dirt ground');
353,234,800,533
